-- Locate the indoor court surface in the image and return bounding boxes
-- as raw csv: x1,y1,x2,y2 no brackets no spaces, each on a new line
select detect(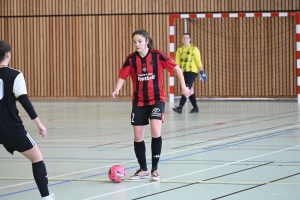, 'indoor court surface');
0,99,299,200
